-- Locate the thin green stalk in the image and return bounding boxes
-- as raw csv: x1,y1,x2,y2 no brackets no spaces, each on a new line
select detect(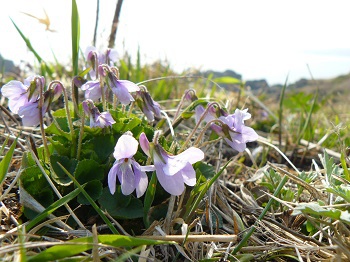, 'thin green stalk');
76,110,85,160
179,102,220,153
232,175,289,254
57,162,119,234
193,119,225,147
62,86,77,158
37,77,50,161
232,136,299,254
278,76,288,149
